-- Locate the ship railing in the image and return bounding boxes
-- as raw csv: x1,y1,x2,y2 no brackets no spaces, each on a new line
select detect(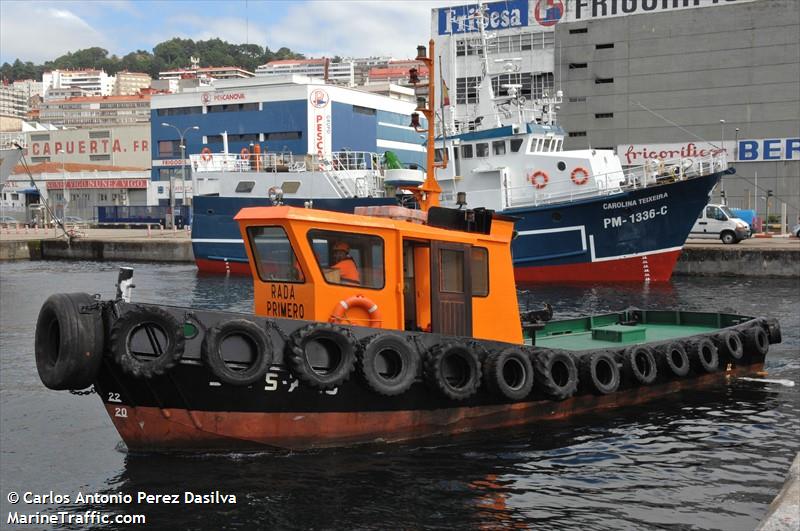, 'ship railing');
189,150,383,175
502,153,728,208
